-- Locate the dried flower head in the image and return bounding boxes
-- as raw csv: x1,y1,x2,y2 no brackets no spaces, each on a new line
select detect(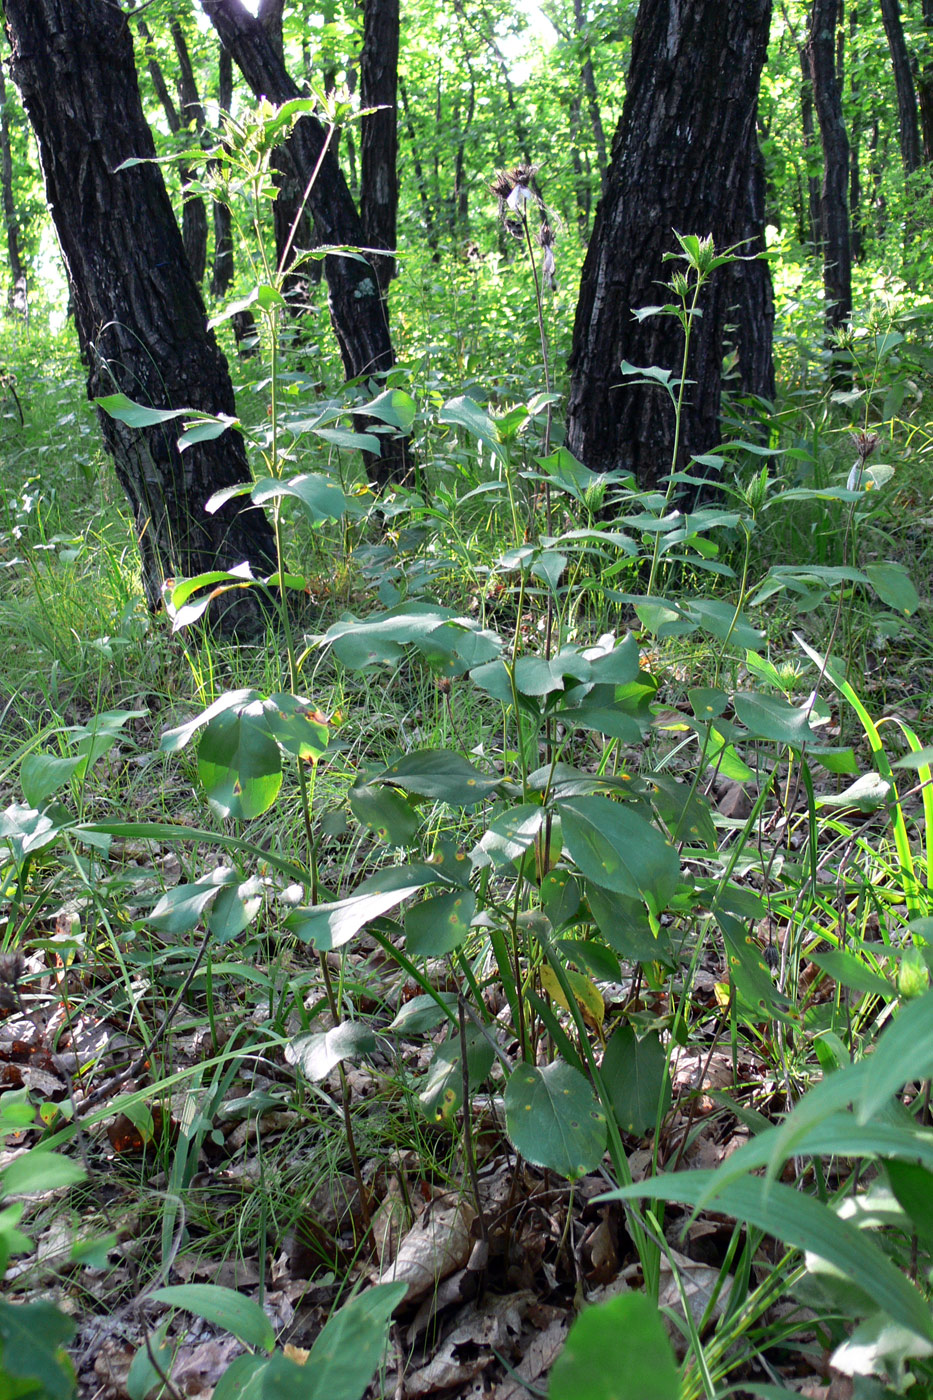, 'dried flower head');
850,430,880,464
